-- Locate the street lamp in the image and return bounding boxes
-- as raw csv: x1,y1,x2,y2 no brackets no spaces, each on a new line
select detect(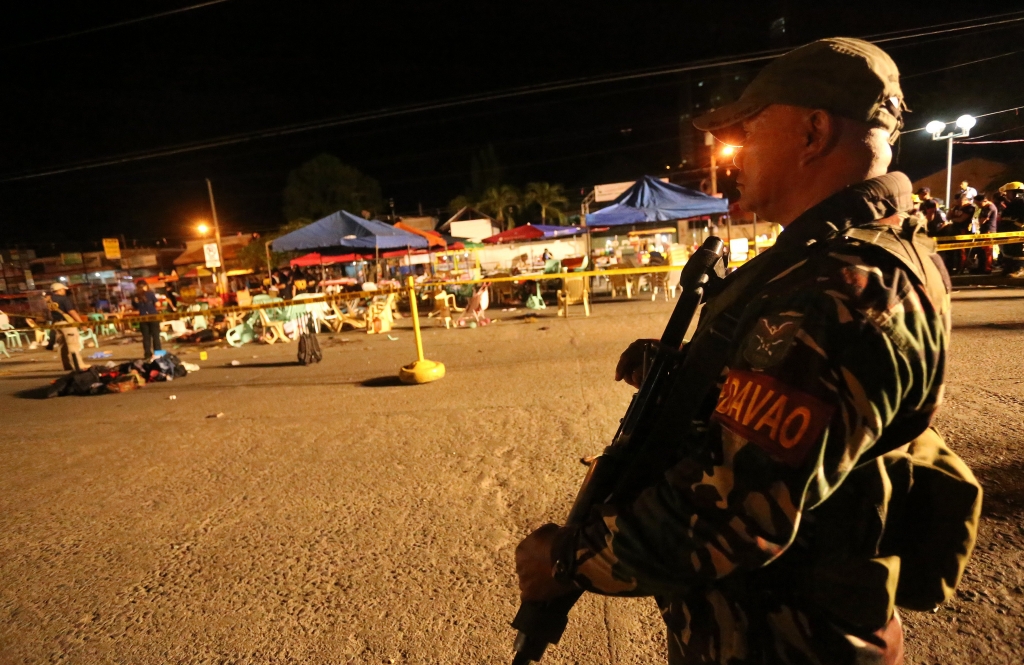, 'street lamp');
927,114,976,208
196,222,210,235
